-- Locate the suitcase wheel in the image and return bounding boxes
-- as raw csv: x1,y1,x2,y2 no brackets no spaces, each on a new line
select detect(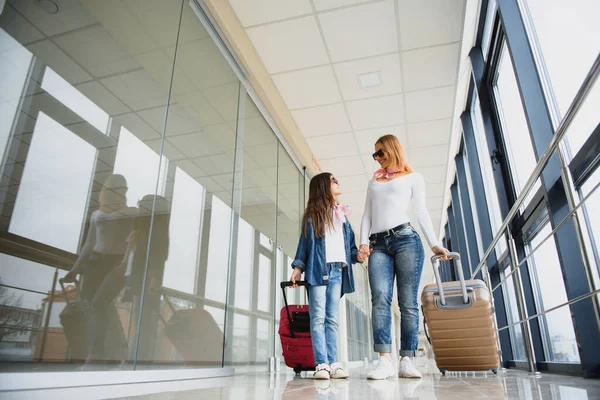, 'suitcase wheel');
440,369,447,376
492,369,498,374
294,366,302,376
